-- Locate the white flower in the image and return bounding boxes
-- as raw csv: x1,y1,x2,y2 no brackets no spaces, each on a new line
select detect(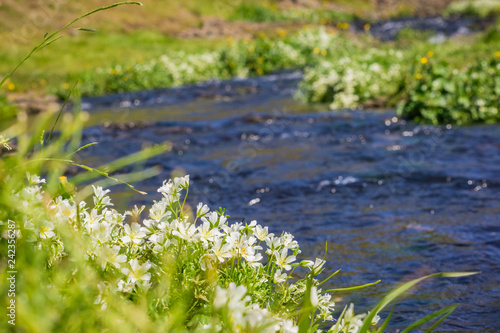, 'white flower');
149,201,170,222
274,269,287,283
121,222,146,245
213,282,250,310
26,172,45,185
304,258,326,275
98,245,127,269
172,222,197,242
196,202,210,217
92,185,112,208
254,224,274,241
173,175,189,189
198,221,221,244
117,279,135,293
38,222,55,239
274,248,296,271
121,258,152,283
157,180,175,196
280,319,298,333
212,239,232,262
265,236,281,255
